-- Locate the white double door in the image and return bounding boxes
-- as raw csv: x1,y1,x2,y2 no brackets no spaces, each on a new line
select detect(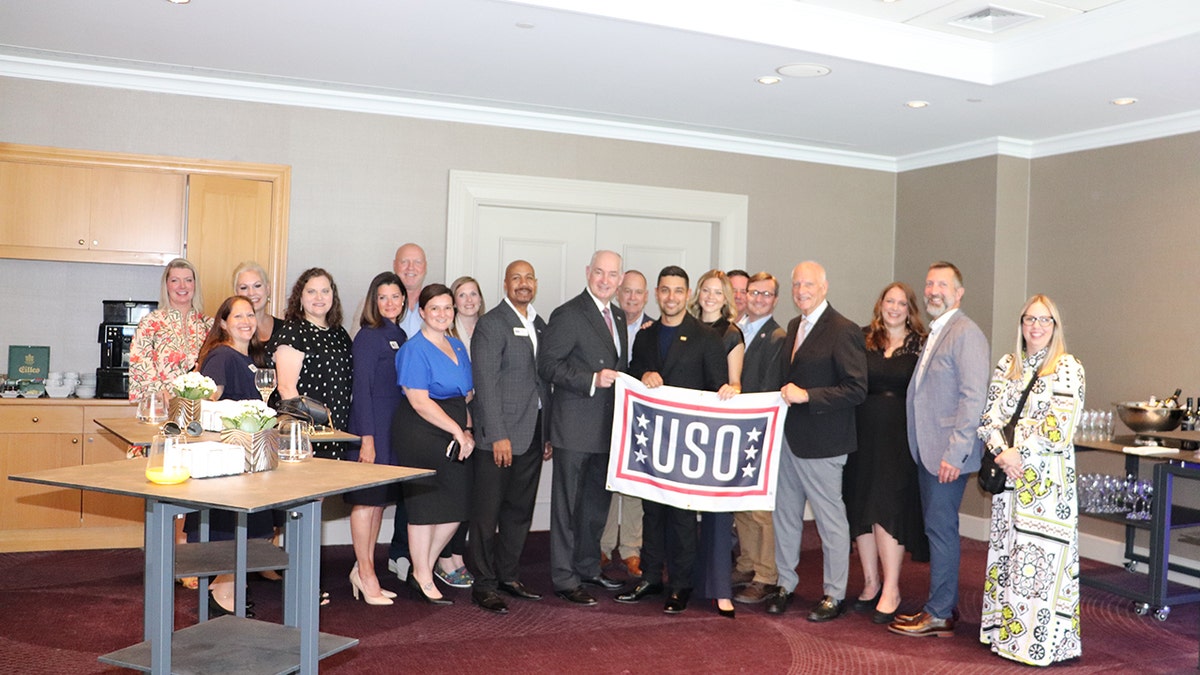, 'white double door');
472,205,714,531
